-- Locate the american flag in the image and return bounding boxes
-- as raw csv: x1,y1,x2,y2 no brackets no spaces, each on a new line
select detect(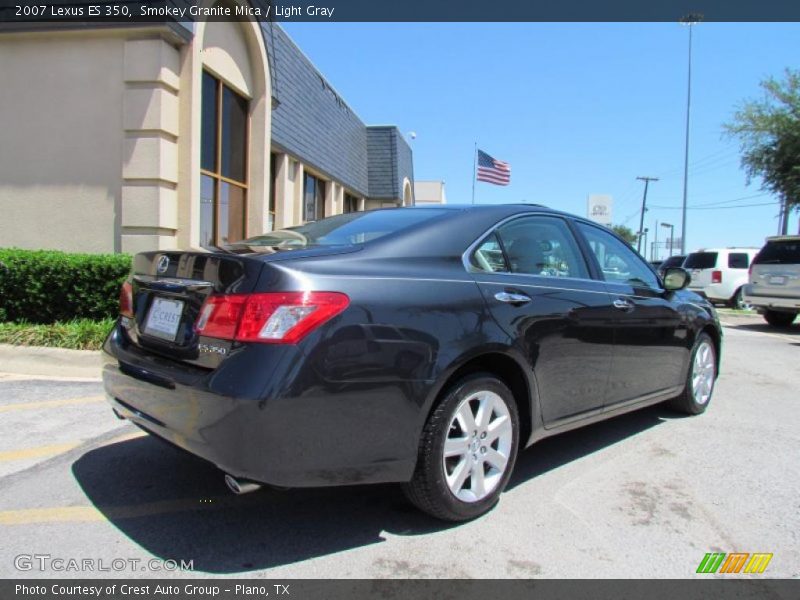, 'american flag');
477,149,511,186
